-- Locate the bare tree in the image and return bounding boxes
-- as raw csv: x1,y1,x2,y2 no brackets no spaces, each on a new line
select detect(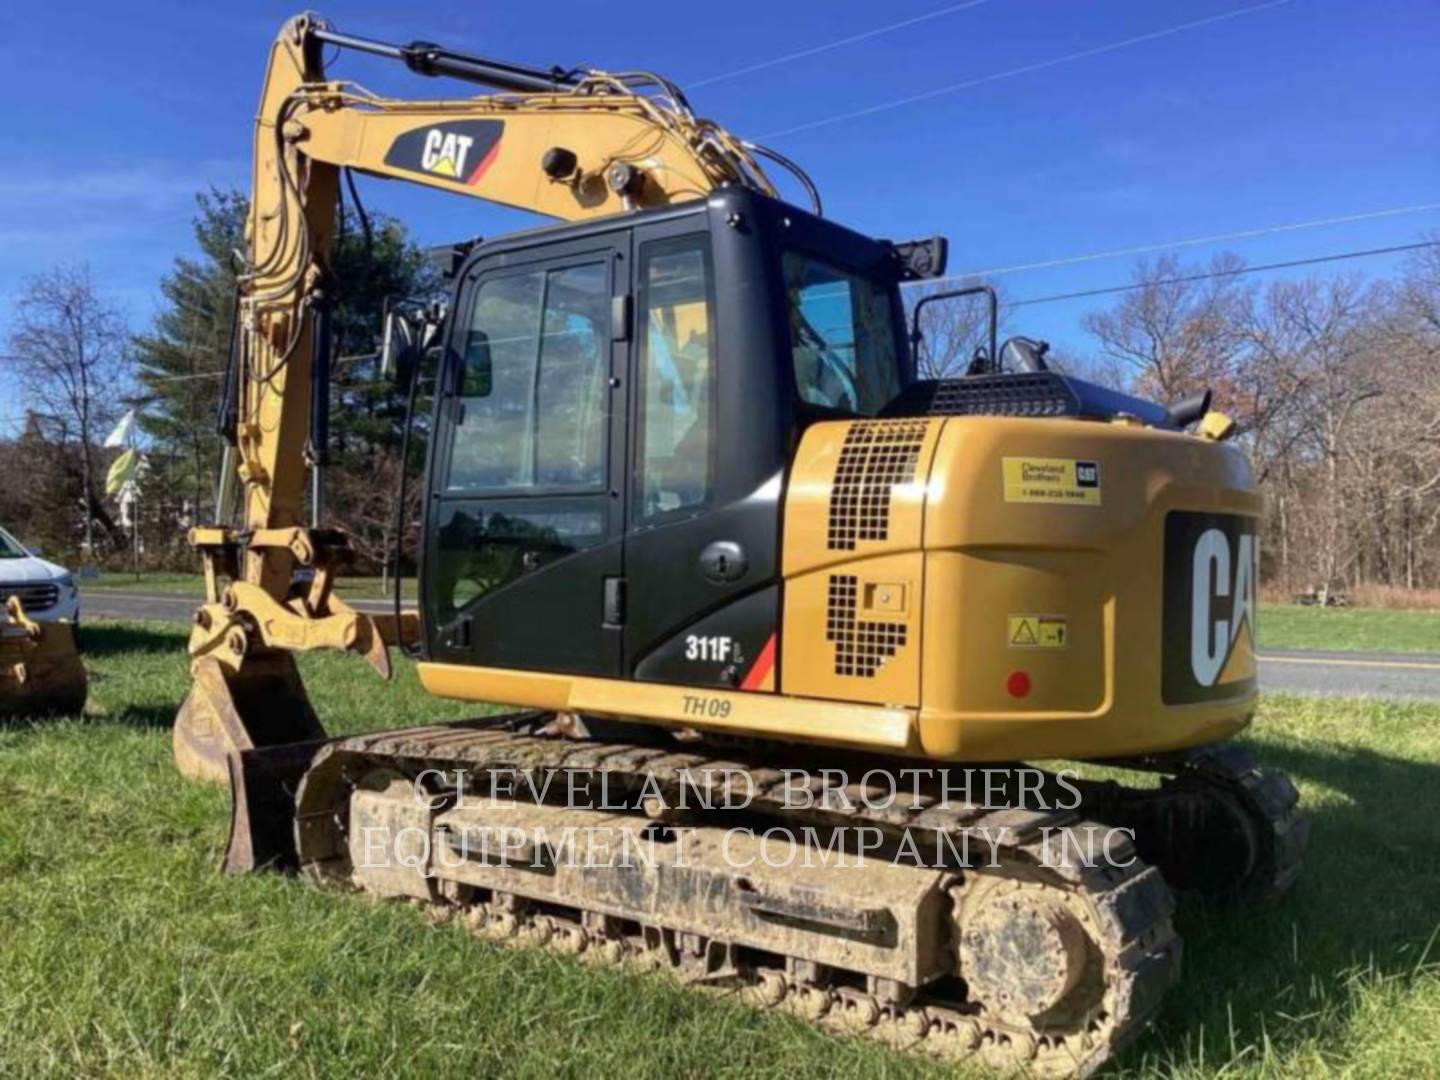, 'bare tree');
1398,234,1440,338
1075,249,1440,595
4,264,131,556
905,281,1008,379
1083,253,1251,406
